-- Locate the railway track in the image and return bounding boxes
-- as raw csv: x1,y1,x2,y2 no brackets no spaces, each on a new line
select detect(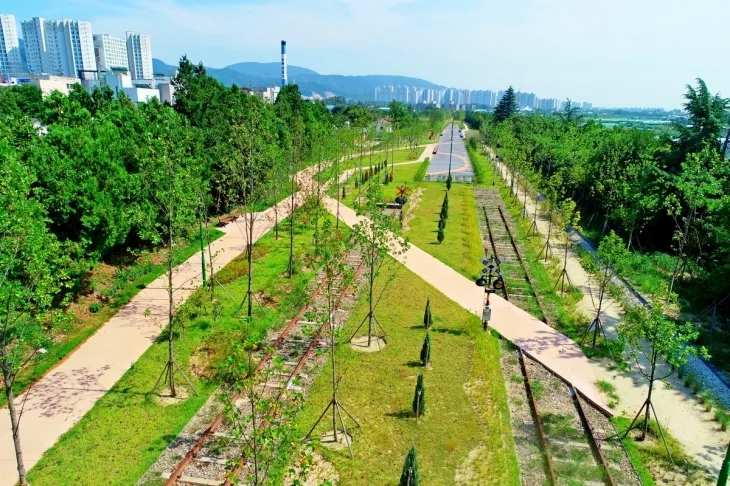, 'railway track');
159,253,365,486
475,187,638,486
